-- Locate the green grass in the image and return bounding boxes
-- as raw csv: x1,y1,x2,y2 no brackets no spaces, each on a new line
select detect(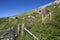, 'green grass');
0,3,60,40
